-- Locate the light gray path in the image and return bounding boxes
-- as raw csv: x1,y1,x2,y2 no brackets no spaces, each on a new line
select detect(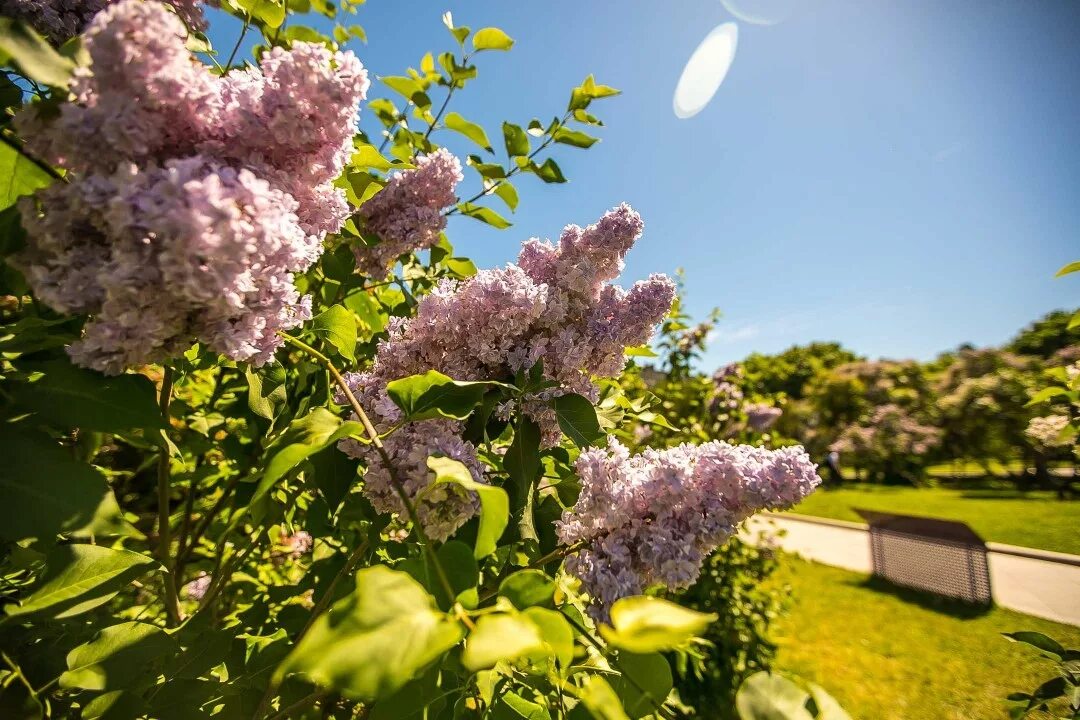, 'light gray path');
742,514,1080,626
